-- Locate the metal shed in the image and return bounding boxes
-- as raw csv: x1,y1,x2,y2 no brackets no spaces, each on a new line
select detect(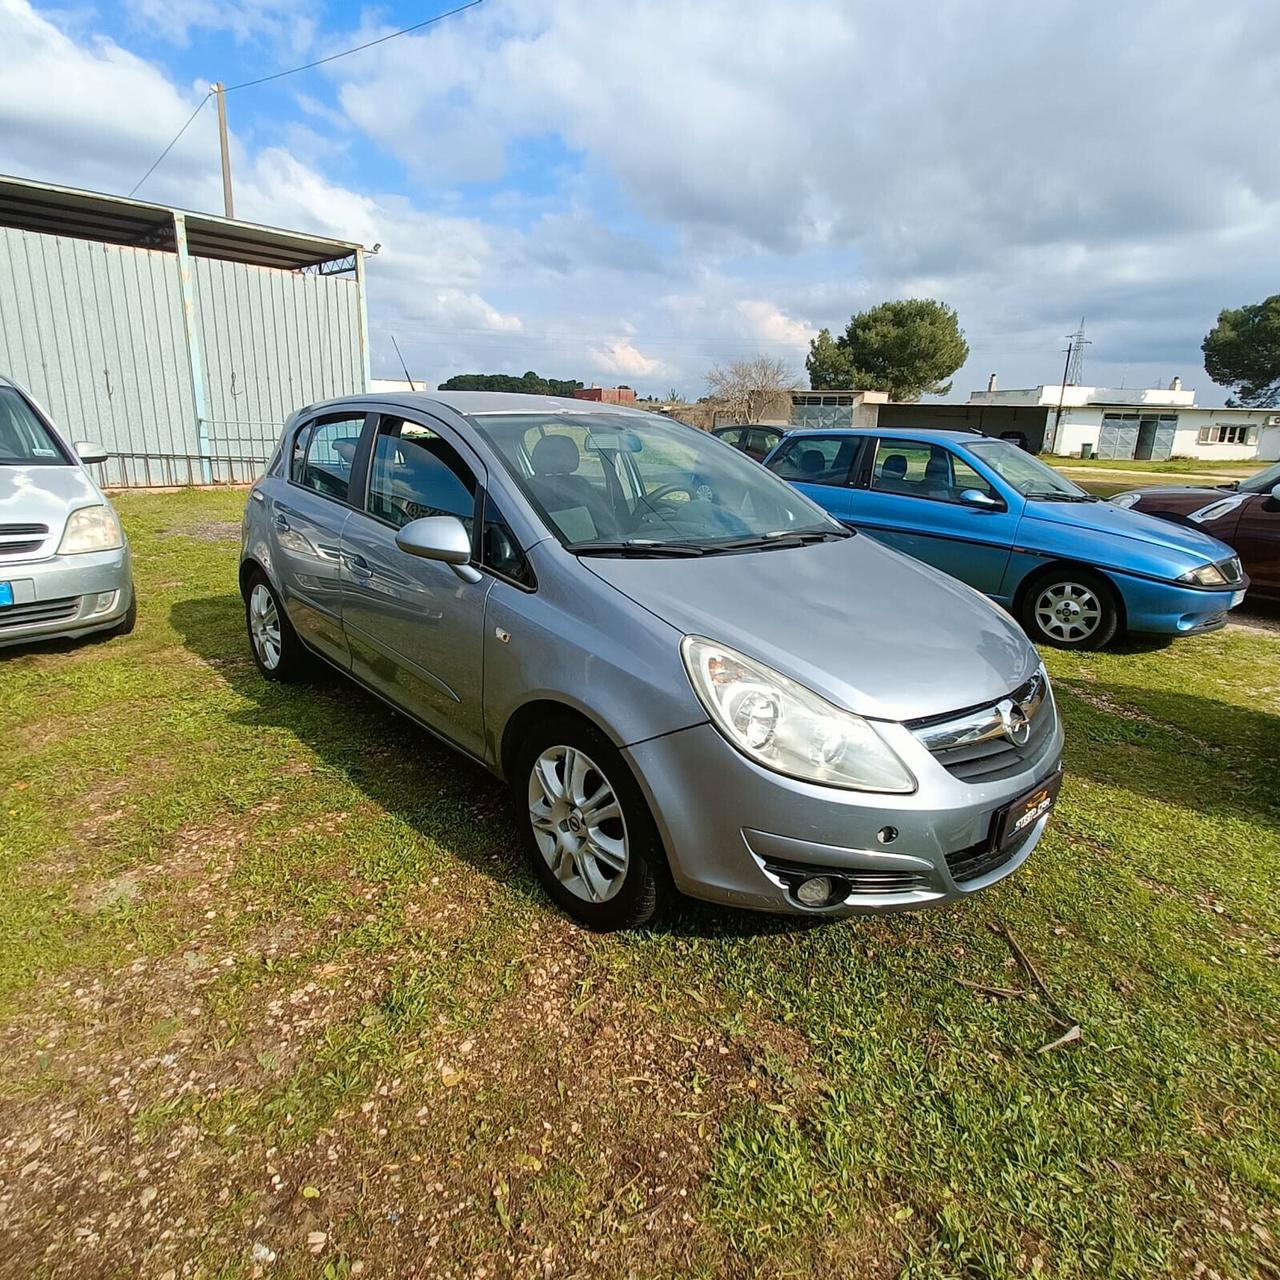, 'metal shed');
0,174,368,486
